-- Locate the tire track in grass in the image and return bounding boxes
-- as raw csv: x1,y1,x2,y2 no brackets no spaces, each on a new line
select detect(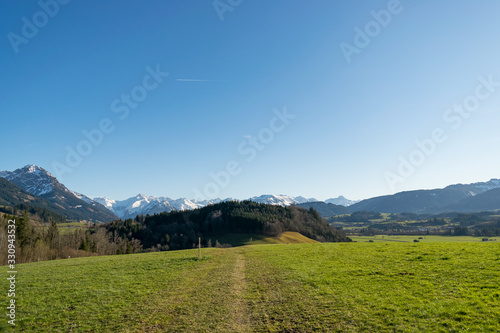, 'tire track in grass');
229,249,251,332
